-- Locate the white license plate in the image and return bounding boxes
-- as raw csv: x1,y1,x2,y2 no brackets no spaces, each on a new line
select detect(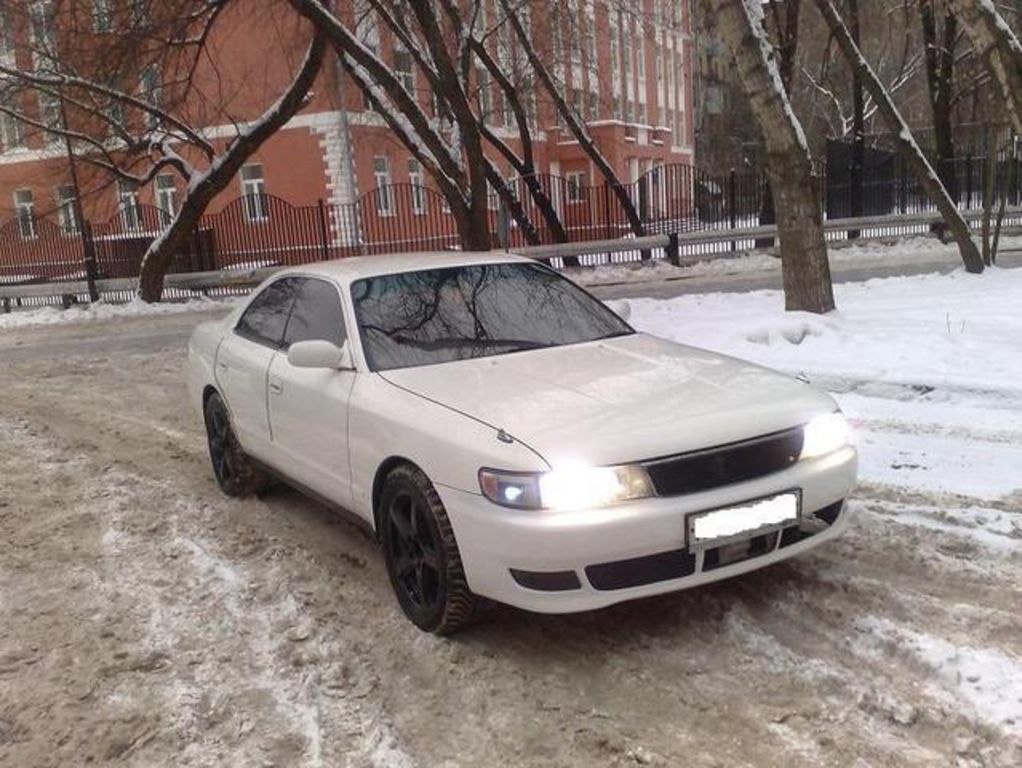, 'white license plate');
688,492,800,549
